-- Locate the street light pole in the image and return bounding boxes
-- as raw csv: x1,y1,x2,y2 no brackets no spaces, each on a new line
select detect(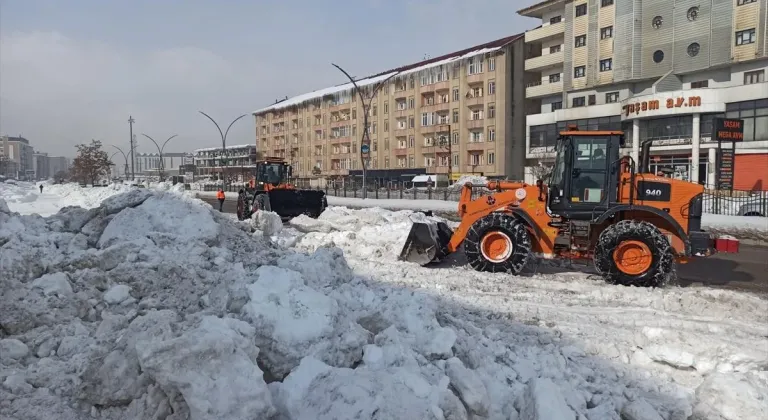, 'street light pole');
110,145,132,180
128,116,135,180
141,134,178,181
331,63,399,199
199,111,248,187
